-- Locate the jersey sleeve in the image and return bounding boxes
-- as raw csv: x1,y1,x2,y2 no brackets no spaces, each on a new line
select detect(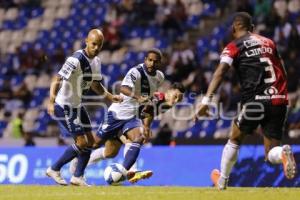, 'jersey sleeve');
93,58,103,81
121,68,140,88
157,71,165,86
58,57,80,80
220,42,239,66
